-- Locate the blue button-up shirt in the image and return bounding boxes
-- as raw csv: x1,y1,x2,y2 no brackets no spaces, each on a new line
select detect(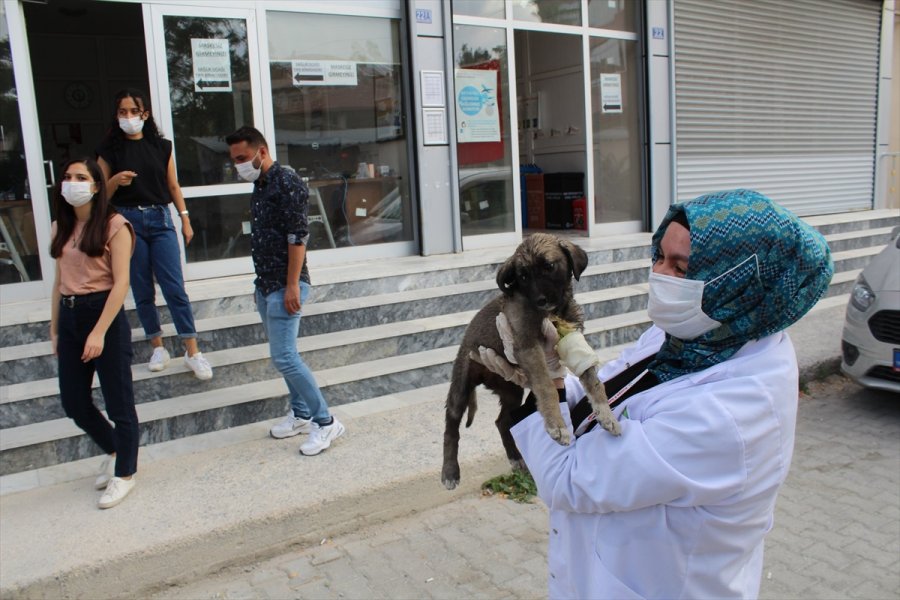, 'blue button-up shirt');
250,162,311,295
